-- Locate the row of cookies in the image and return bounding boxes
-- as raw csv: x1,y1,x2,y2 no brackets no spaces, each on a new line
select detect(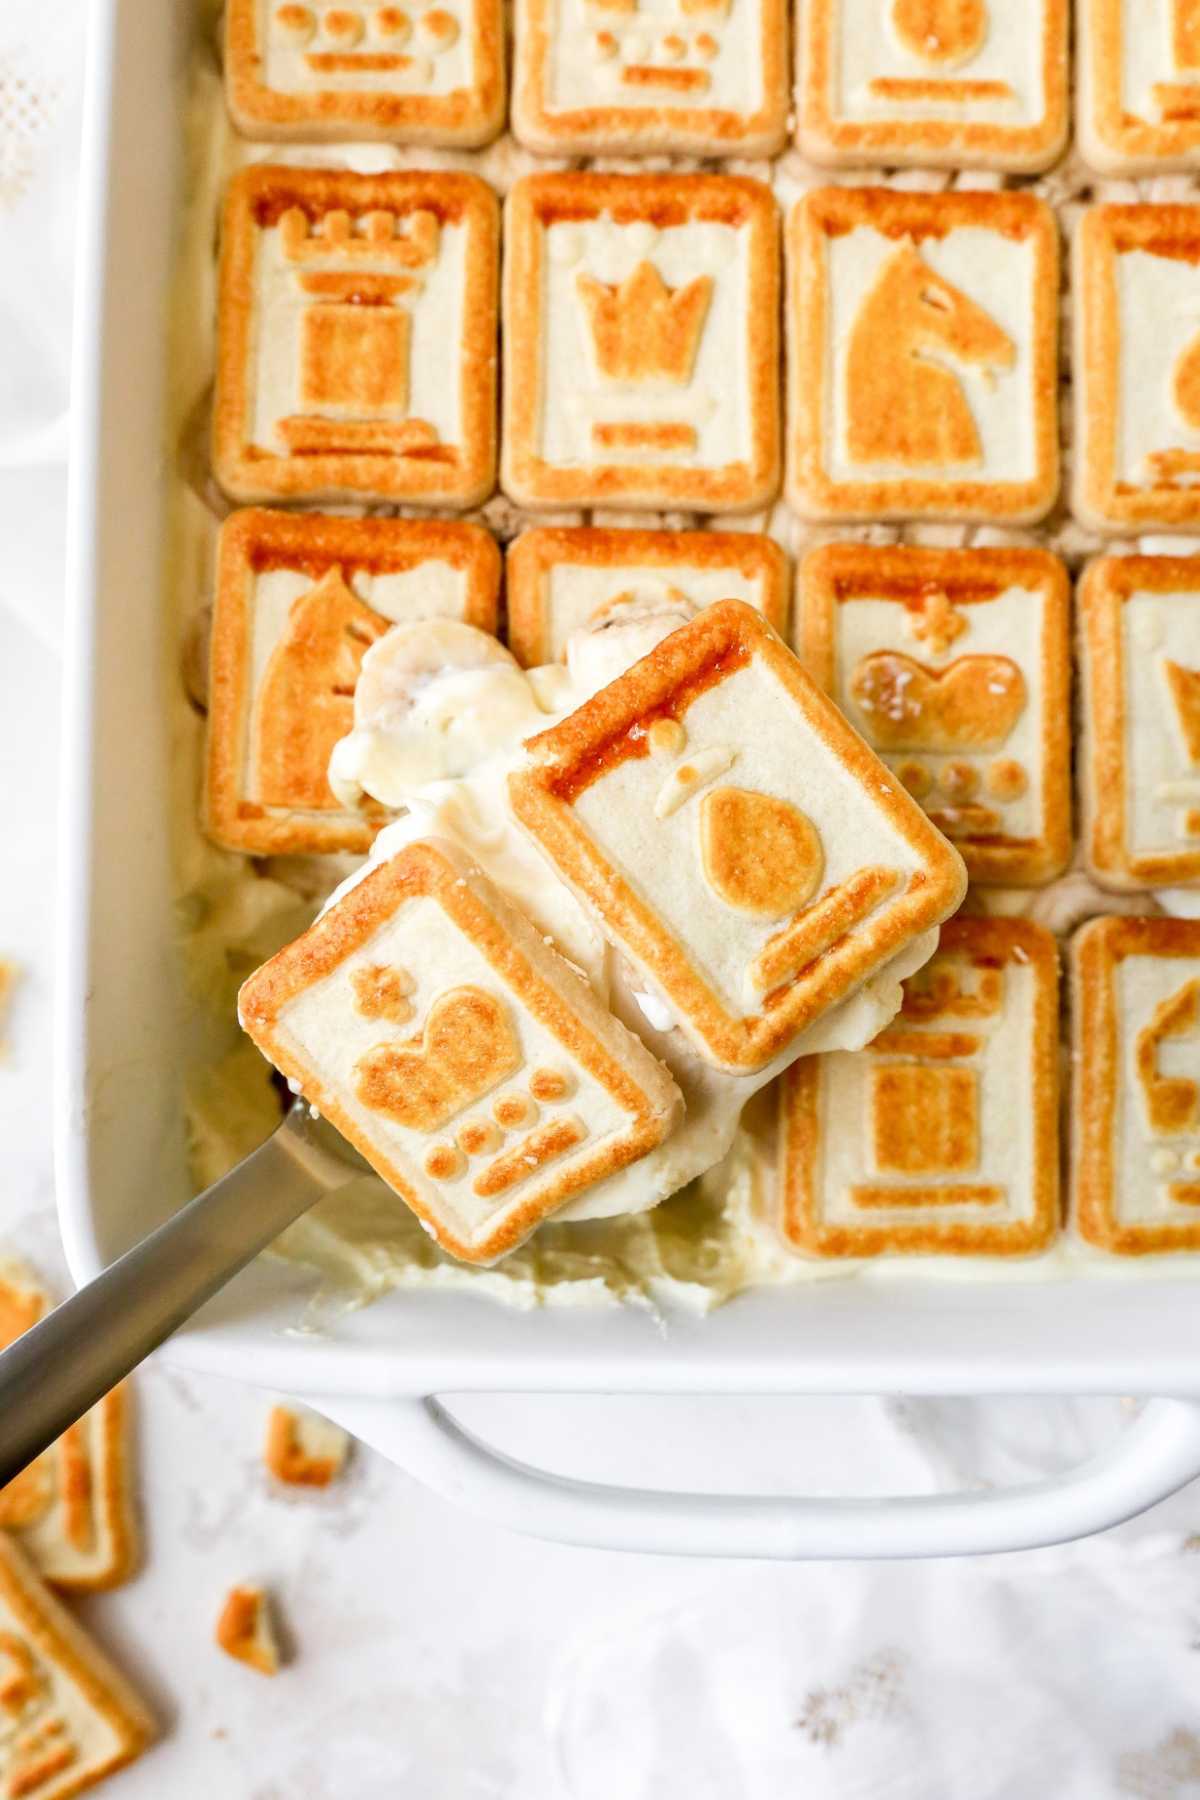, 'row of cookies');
199,509,1200,895
211,164,1200,532
776,912,1200,1260
222,0,1200,177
